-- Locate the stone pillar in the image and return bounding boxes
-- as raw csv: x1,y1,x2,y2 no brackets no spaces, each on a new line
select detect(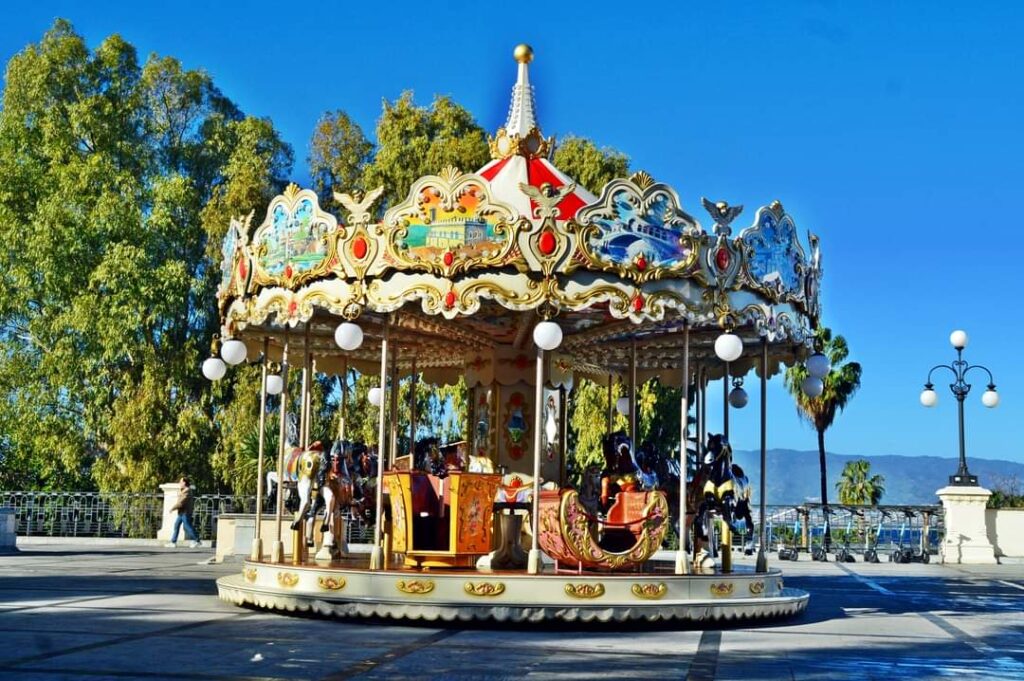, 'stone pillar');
157,483,180,541
937,485,997,564
0,508,16,551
